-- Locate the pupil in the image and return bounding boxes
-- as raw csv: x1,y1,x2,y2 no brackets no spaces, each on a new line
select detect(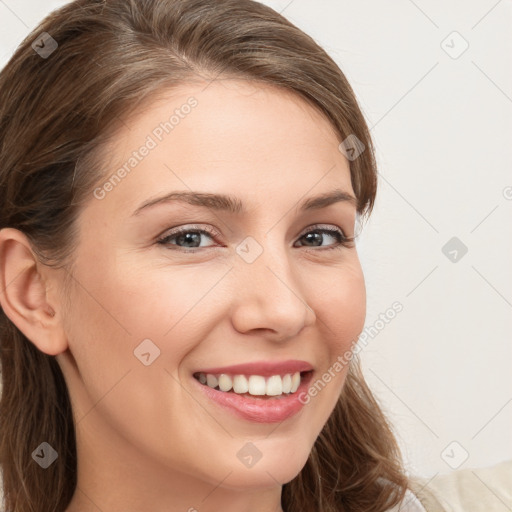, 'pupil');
179,233,200,247
304,233,322,246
